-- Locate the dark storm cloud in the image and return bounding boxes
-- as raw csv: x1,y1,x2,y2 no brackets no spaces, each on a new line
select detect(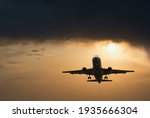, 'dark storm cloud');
0,0,150,51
